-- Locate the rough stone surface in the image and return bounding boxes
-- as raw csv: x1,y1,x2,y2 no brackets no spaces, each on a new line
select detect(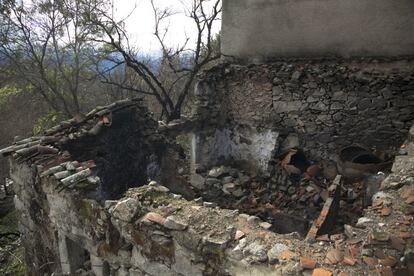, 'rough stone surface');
2,57,414,276
163,216,188,231
192,60,414,170
111,198,140,222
